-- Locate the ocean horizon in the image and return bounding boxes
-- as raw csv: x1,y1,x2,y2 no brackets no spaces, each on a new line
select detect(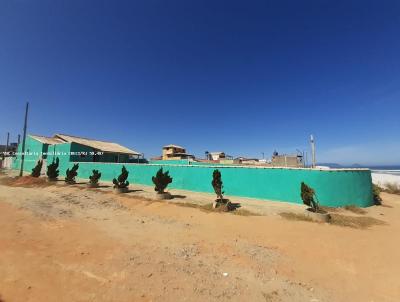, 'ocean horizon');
355,166,400,176
321,164,400,176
